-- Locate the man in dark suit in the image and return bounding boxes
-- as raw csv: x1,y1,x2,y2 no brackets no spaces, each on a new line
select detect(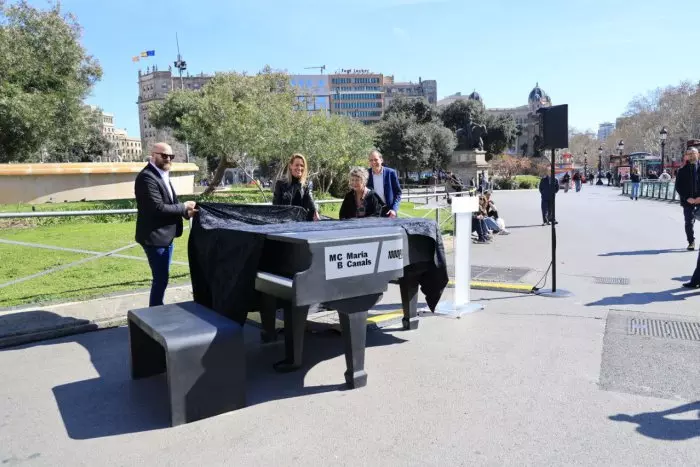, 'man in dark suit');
135,142,197,306
675,143,700,251
538,174,559,226
366,150,402,218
